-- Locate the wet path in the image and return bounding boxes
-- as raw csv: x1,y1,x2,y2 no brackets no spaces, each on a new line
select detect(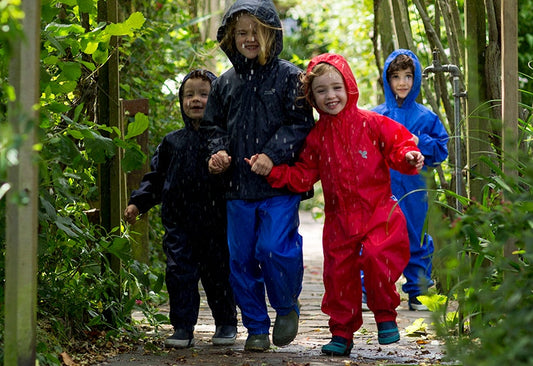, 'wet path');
99,210,445,366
